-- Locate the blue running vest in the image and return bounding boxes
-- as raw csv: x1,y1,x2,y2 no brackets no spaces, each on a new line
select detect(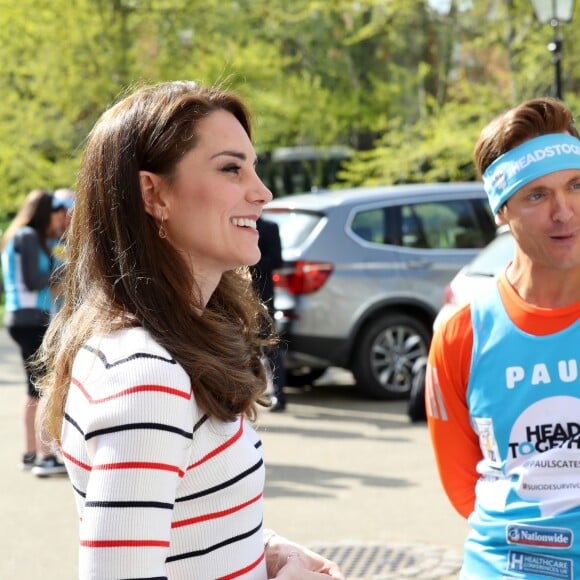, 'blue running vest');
1,227,52,314
462,286,580,579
